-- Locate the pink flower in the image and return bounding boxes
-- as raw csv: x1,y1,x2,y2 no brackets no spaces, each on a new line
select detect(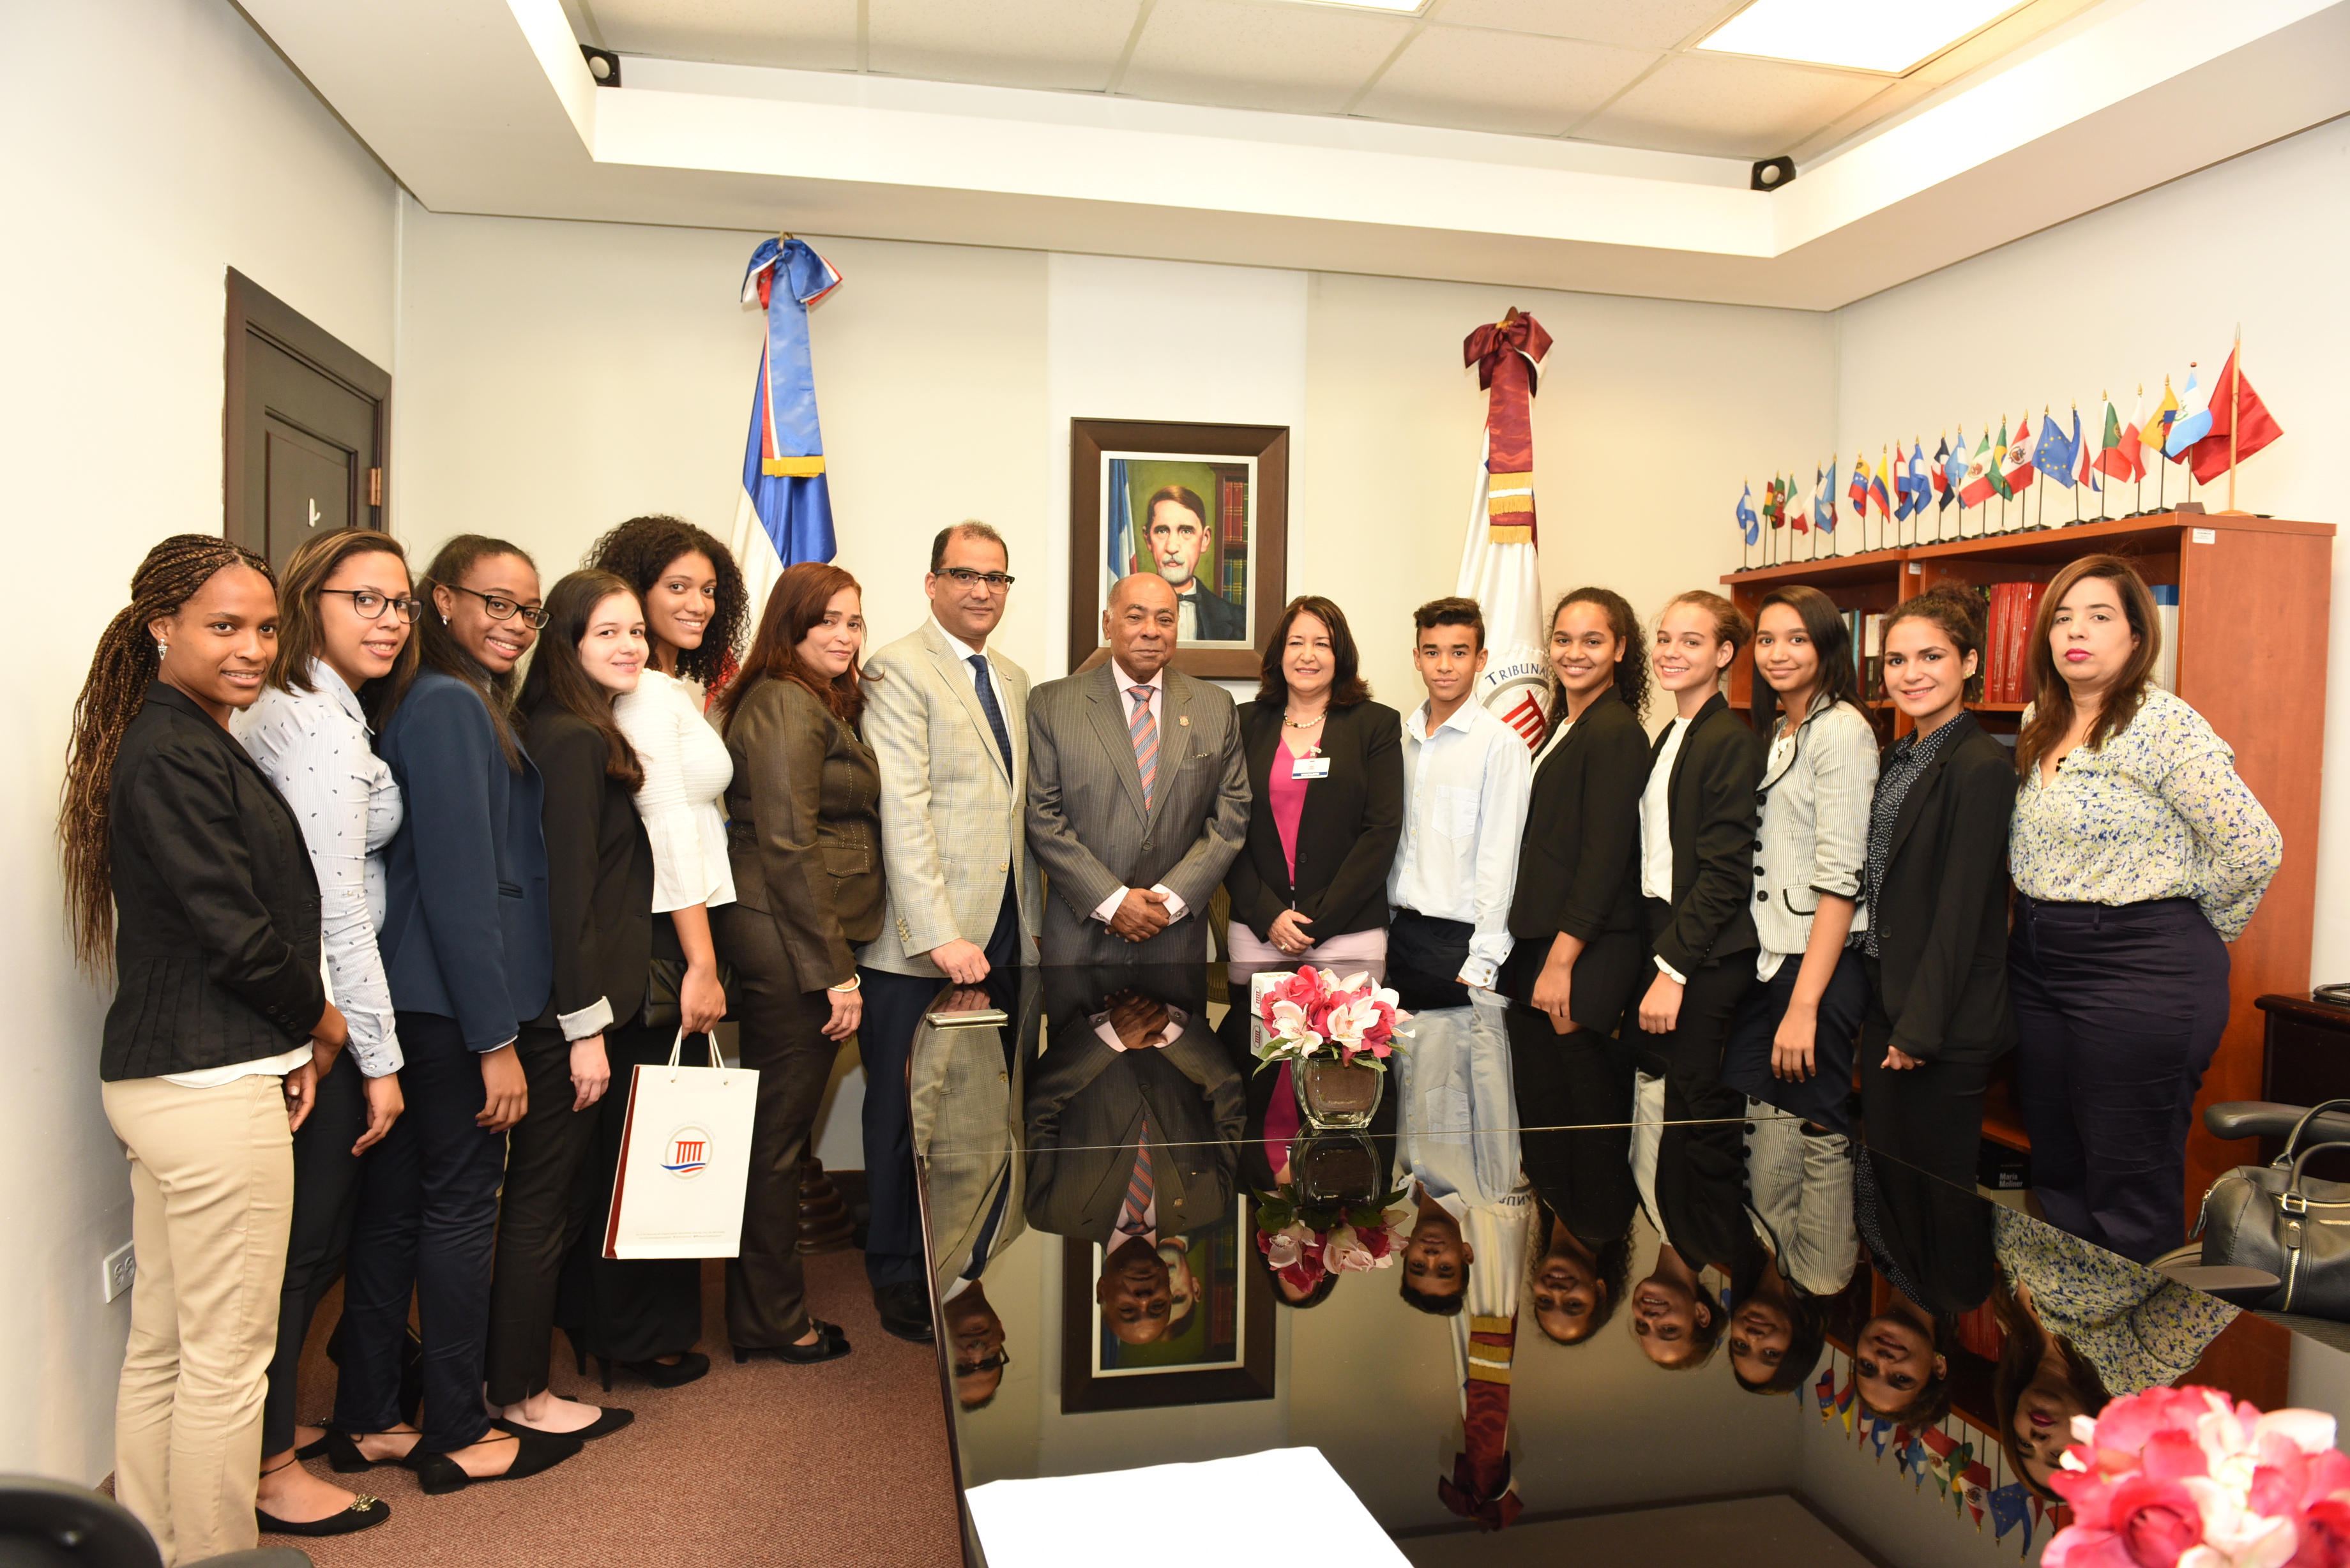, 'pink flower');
2289,1500,2350,1568
1261,1223,1311,1272
1324,1225,1377,1273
